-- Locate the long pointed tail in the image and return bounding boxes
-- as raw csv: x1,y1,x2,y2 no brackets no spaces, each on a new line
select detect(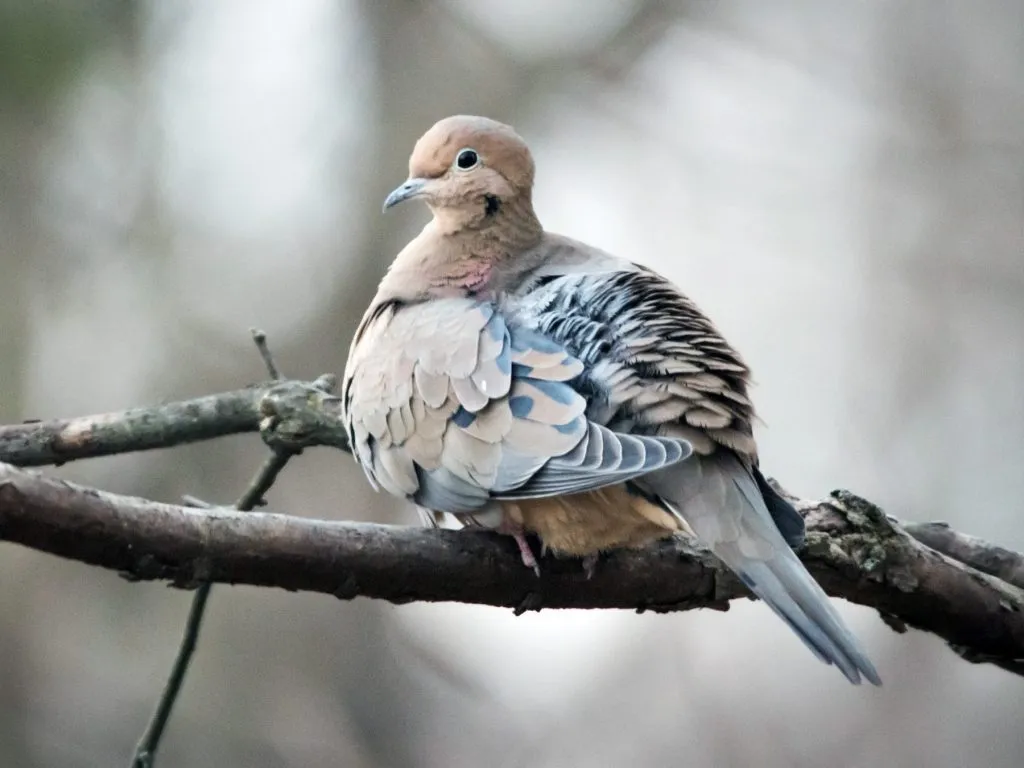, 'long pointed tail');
715,537,881,685
642,453,881,686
